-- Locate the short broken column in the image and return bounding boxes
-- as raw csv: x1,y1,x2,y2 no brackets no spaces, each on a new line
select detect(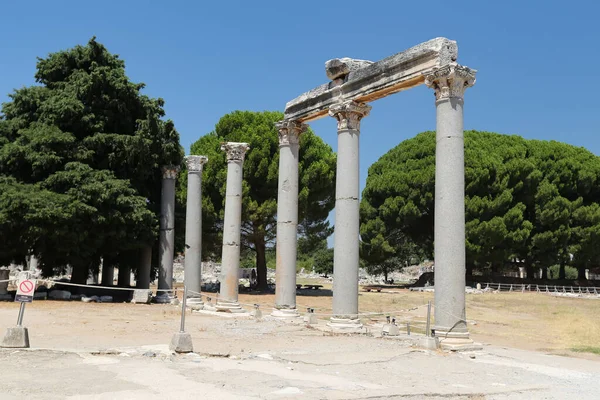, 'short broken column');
272,120,307,318
425,63,477,349
216,142,250,313
158,165,180,297
184,155,208,308
327,100,371,331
